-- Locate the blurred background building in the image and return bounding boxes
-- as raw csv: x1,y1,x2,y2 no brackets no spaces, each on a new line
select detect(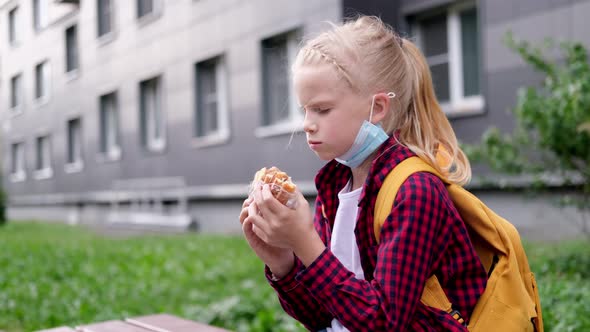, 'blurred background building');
1,0,588,238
